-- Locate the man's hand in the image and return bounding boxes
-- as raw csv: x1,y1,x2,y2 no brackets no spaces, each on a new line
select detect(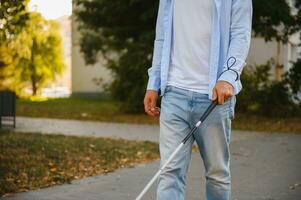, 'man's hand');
144,90,160,117
212,81,234,105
